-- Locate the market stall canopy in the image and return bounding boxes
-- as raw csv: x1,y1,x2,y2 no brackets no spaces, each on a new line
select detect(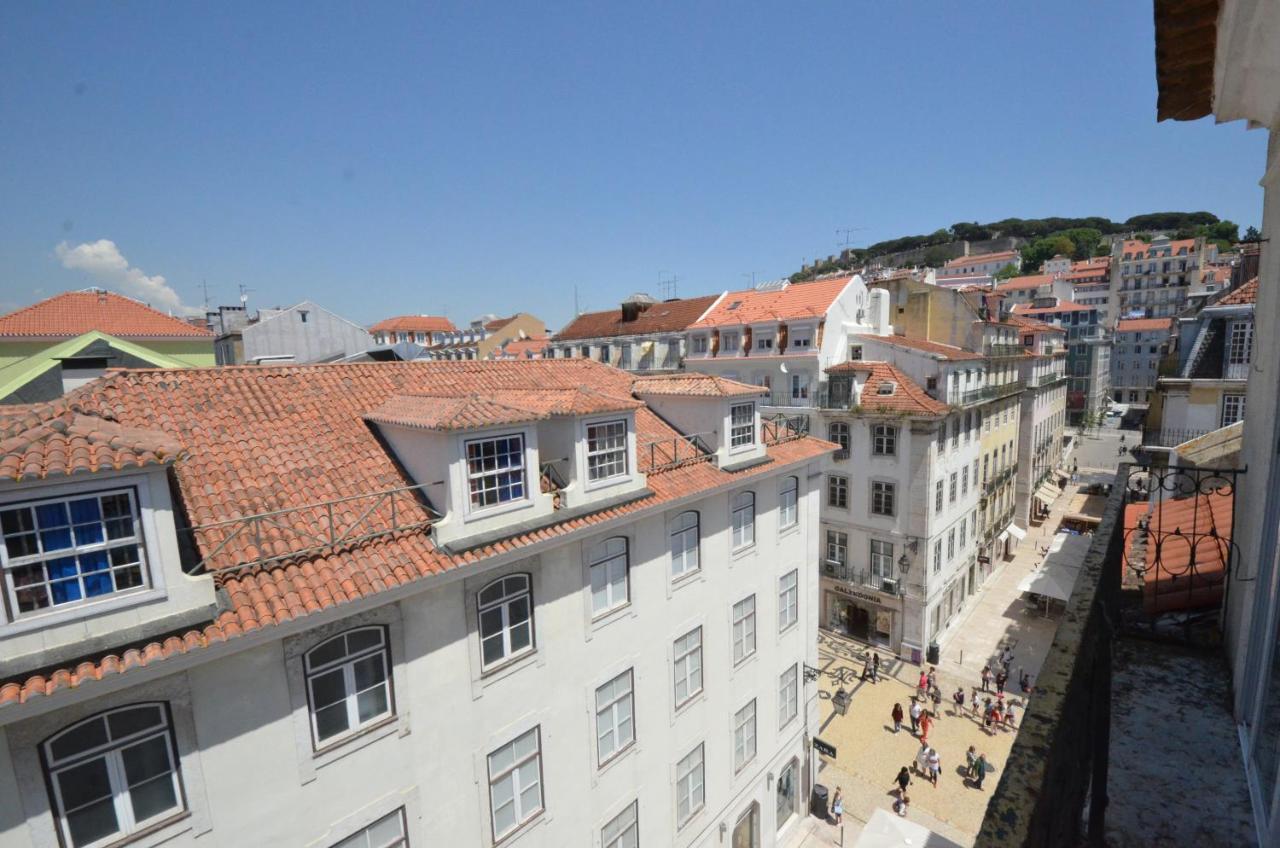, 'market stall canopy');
1018,533,1092,602
1063,492,1108,526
